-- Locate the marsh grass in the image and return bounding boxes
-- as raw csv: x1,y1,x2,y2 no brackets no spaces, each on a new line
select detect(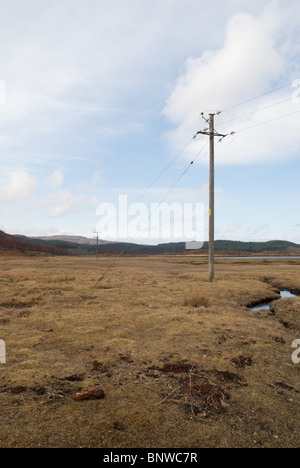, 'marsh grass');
47,276,76,284
0,255,299,448
183,294,212,308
